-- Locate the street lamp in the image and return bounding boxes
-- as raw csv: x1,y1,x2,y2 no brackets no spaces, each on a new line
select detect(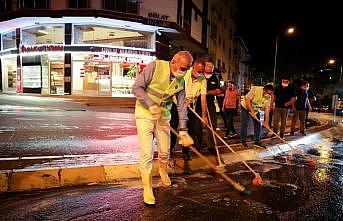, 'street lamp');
328,59,335,65
287,27,295,34
327,58,342,124
327,58,342,82
272,27,296,85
